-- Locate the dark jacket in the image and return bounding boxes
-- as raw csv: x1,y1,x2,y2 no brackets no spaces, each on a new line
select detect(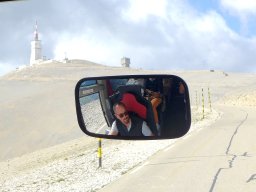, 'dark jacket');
116,114,144,136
